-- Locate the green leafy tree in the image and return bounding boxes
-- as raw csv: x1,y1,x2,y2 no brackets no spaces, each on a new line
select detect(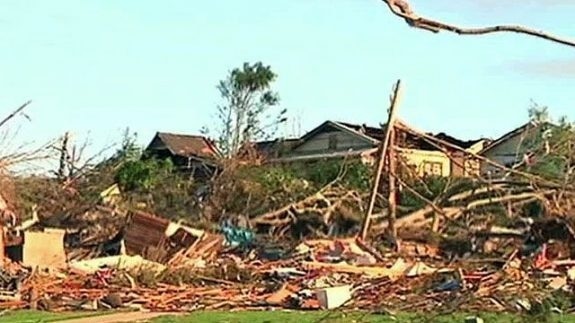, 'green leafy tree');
110,129,176,192
203,62,287,158
96,128,141,169
528,103,550,124
115,158,174,192
116,128,141,162
519,103,574,181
